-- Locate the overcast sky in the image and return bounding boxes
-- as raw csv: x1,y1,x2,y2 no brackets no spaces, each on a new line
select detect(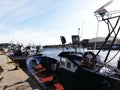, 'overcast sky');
0,0,120,46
